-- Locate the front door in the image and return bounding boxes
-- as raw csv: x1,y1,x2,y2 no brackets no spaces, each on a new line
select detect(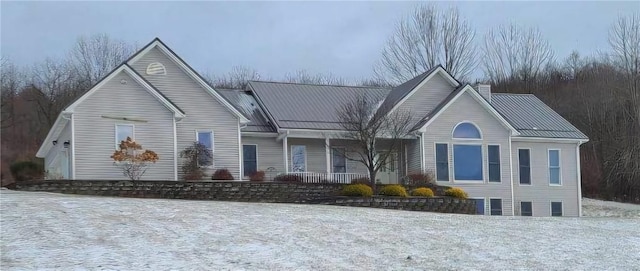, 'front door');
242,145,257,177
376,152,398,184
